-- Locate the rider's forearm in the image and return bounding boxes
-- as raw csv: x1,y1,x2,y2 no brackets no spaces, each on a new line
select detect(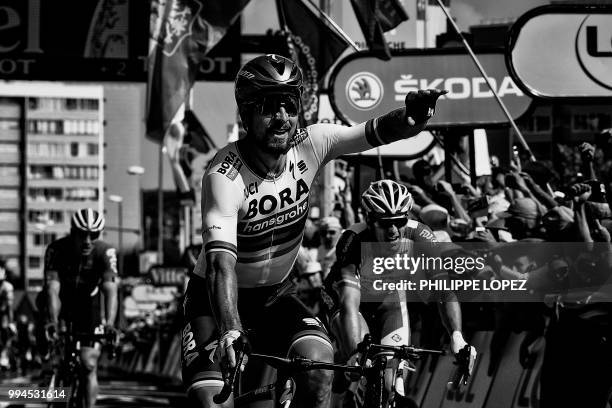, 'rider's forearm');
339,307,362,355
437,291,463,335
369,108,427,145
46,281,61,324
102,281,118,326
205,255,242,333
